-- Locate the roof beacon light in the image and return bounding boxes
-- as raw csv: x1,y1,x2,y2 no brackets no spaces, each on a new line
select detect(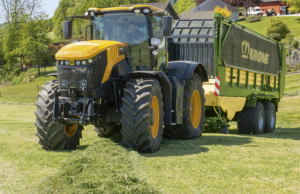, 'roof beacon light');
85,12,89,16
143,9,150,13
134,9,141,14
